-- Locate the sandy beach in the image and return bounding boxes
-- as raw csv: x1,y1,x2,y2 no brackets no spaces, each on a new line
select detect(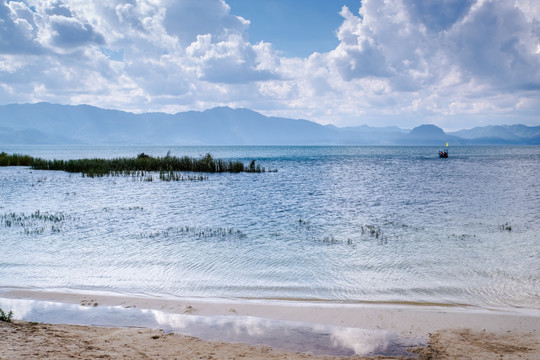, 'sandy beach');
1,289,539,359
1,320,538,360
